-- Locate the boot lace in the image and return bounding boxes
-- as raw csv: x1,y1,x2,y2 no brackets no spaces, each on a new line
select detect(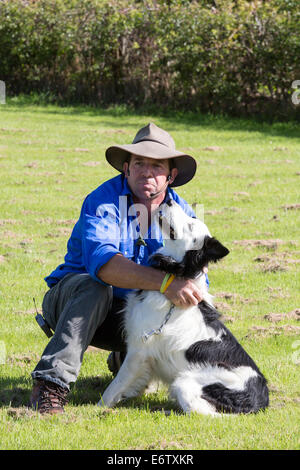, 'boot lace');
39,381,68,412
